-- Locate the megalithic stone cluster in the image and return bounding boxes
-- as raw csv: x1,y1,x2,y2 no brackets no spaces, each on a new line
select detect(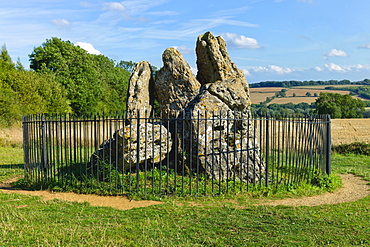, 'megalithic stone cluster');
92,31,265,183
